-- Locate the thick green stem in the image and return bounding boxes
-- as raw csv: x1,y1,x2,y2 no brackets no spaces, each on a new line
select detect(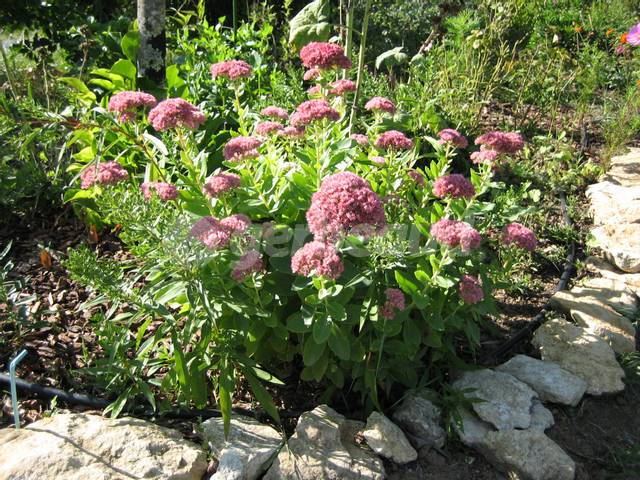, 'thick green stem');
348,0,372,133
